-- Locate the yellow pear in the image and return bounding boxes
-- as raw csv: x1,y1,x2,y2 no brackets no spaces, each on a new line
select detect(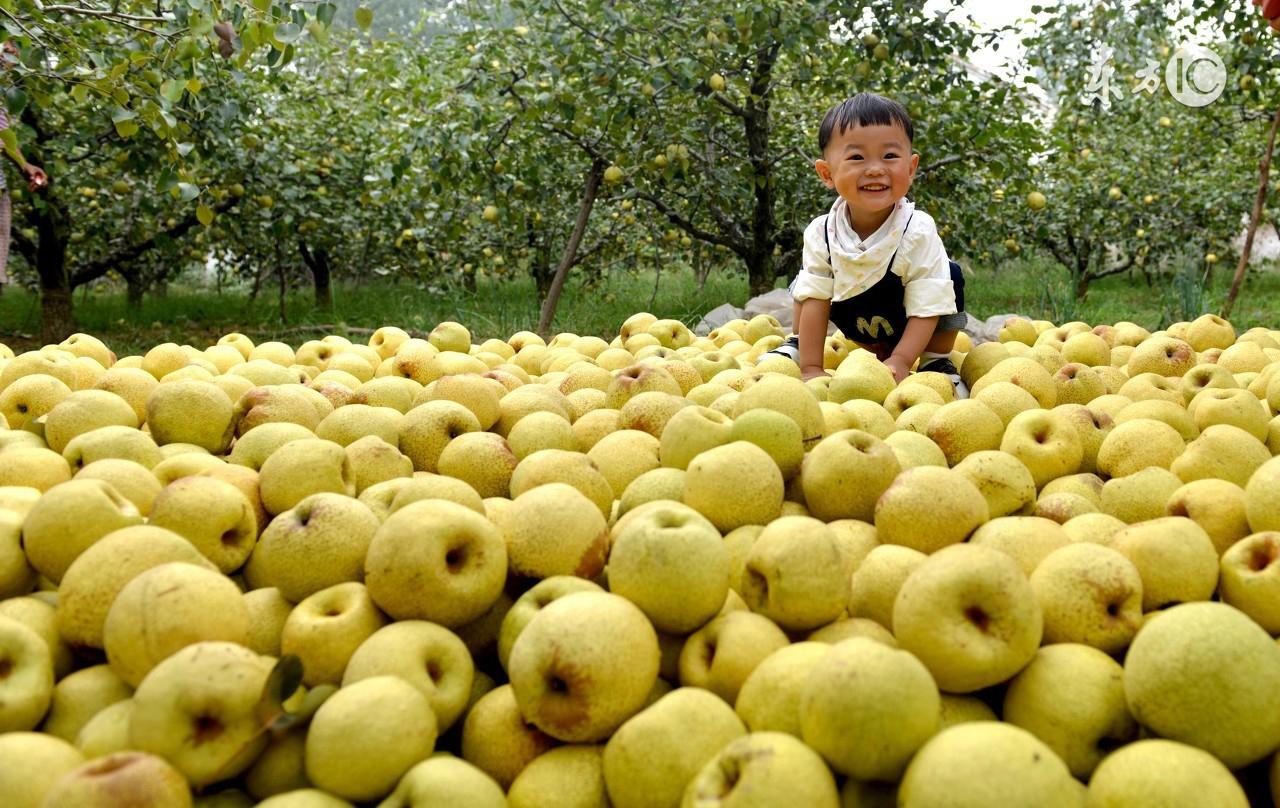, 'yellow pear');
898,722,1080,808
800,638,940,781
22,478,143,583
801,430,900,522
281,582,386,687
0,731,85,808
740,515,847,631
0,616,53,731
1003,644,1136,778
678,611,789,705
1111,517,1217,610
305,676,437,802
461,684,557,789
342,620,472,732
104,562,250,687
128,641,274,786
603,687,746,808
735,642,831,737
681,731,839,808
1086,739,1249,808
875,466,989,553
247,493,379,602
40,751,193,808
382,756,506,808
894,544,1042,693
147,476,258,572
1219,532,1280,633
1124,602,1280,768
